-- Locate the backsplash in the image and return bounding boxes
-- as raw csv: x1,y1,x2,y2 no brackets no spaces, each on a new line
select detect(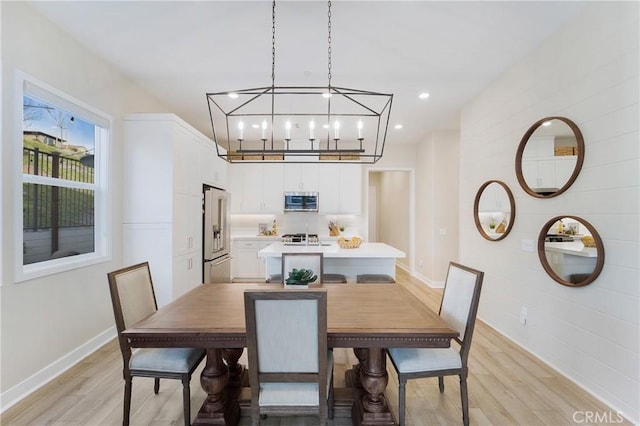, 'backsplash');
230,213,361,238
